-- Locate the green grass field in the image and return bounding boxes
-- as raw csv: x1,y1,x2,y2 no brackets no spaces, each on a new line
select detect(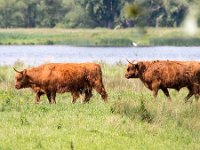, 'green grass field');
0,63,200,149
0,28,200,46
